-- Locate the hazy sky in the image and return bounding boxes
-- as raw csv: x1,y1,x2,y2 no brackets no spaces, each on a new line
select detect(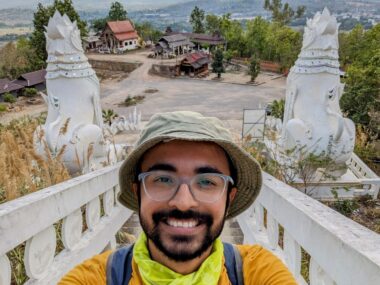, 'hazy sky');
0,0,188,10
